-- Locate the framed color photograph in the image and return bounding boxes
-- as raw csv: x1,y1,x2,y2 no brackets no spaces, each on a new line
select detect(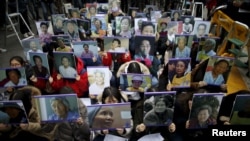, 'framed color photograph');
35,21,54,37
21,38,43,61
52,14,66,35
115,16,132,38
0,67,27,88
52,35,71,46
91,16,107,37
29,52,50,79
172,34,194,58
144,91,176,126
134,18,148,35
63,19,80,41
103,36,129,53
72,41,98,58
87,103,131,130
